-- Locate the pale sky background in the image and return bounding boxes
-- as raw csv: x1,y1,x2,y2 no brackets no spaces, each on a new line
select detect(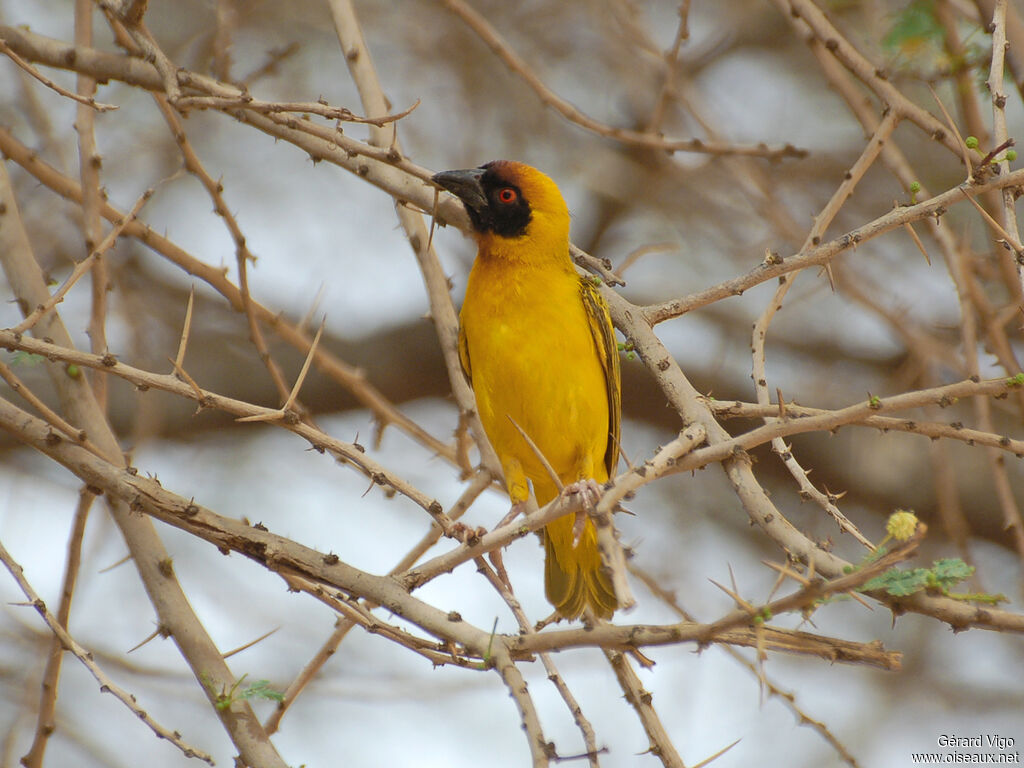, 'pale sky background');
1,1,1023,767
